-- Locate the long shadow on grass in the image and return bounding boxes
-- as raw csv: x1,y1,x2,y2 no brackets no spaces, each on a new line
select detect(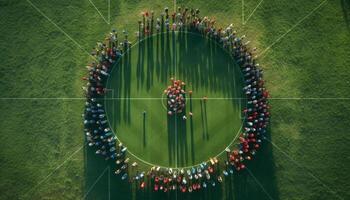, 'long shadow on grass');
177,31,244,108
229,128,280,200
137,32,145,90
341,0,350,30
177,111,189,167
83,143,132,200
136,31,243,104
167,112,189,167
200,99,210,140
105,46,133,127
146,36,154,90
167,113,176,166
143,111,147,147
136,170,225,200
167,107,190,167
189,96,196,164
